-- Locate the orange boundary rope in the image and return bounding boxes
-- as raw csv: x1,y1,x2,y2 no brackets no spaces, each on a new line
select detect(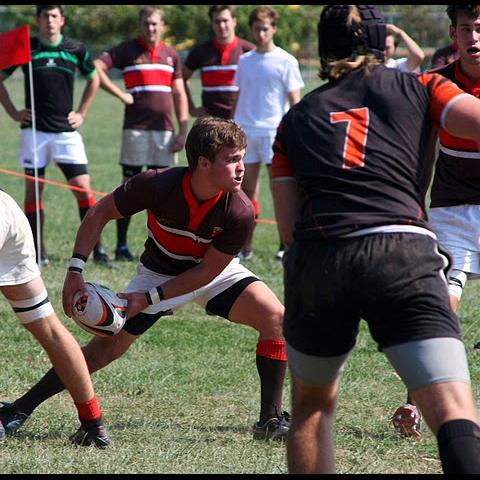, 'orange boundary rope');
0,167,278,225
